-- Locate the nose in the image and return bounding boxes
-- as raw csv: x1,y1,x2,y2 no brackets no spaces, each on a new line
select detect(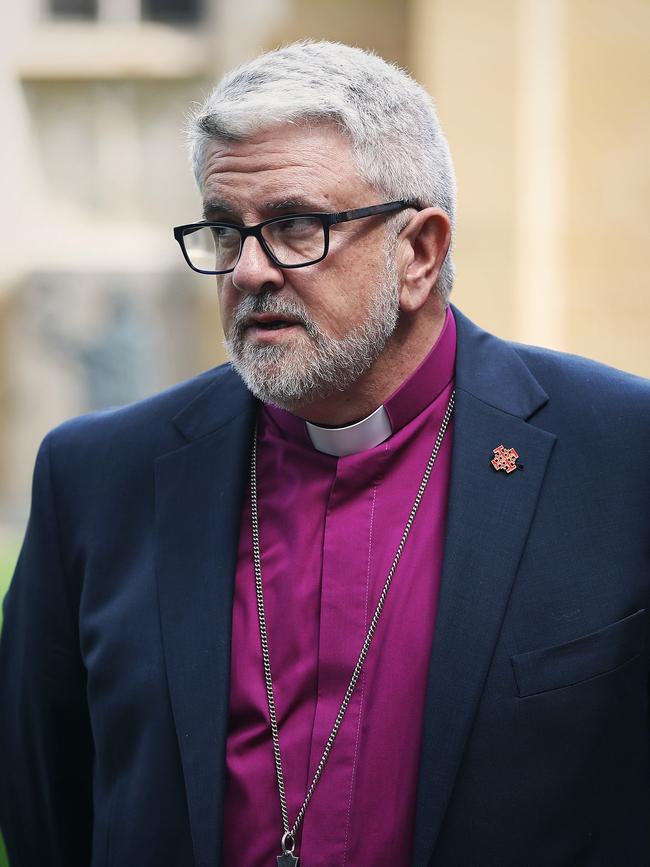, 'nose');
231,235,284,294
